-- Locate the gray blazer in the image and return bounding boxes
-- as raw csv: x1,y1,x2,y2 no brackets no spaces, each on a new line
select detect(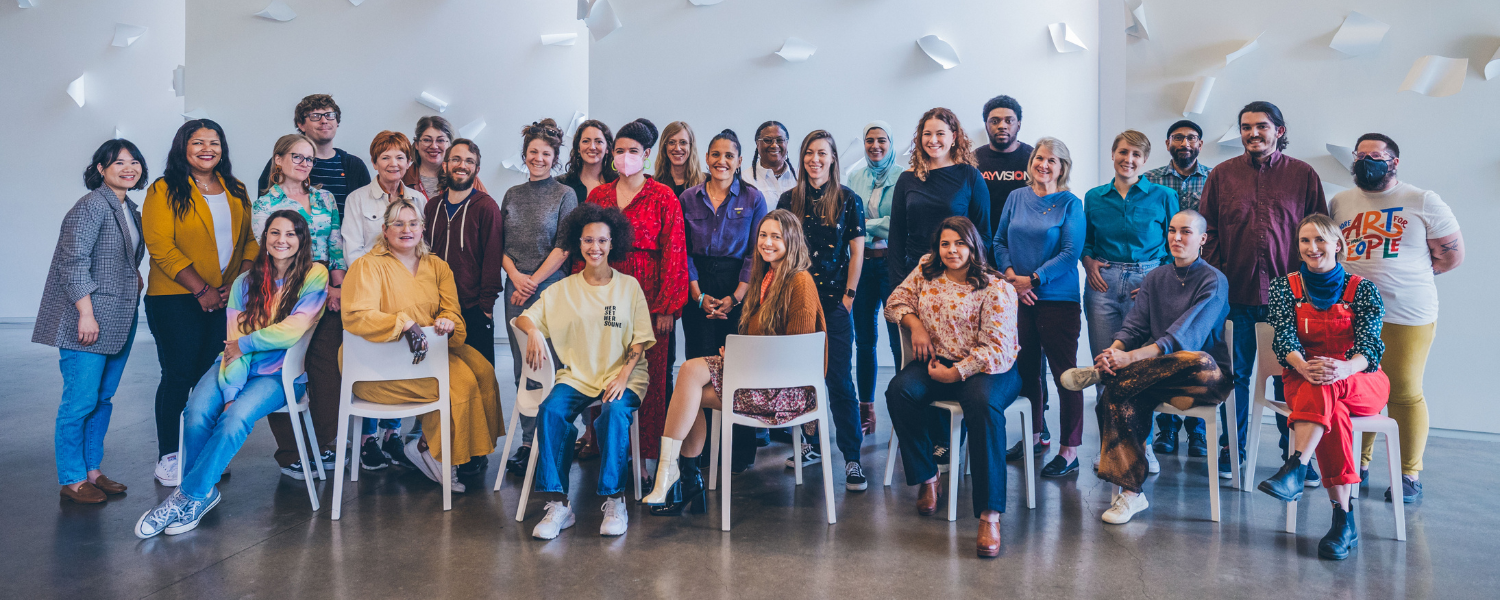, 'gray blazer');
33,187,145,354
